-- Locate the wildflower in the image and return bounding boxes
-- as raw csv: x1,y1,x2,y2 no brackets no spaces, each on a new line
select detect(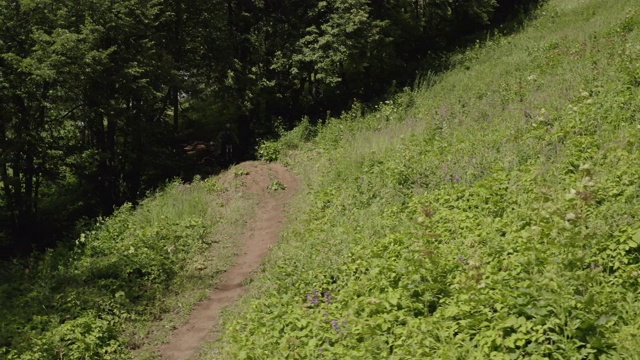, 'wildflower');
323,291,332,304
331,319,340,332
307,290,320,306
453,175,461,183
